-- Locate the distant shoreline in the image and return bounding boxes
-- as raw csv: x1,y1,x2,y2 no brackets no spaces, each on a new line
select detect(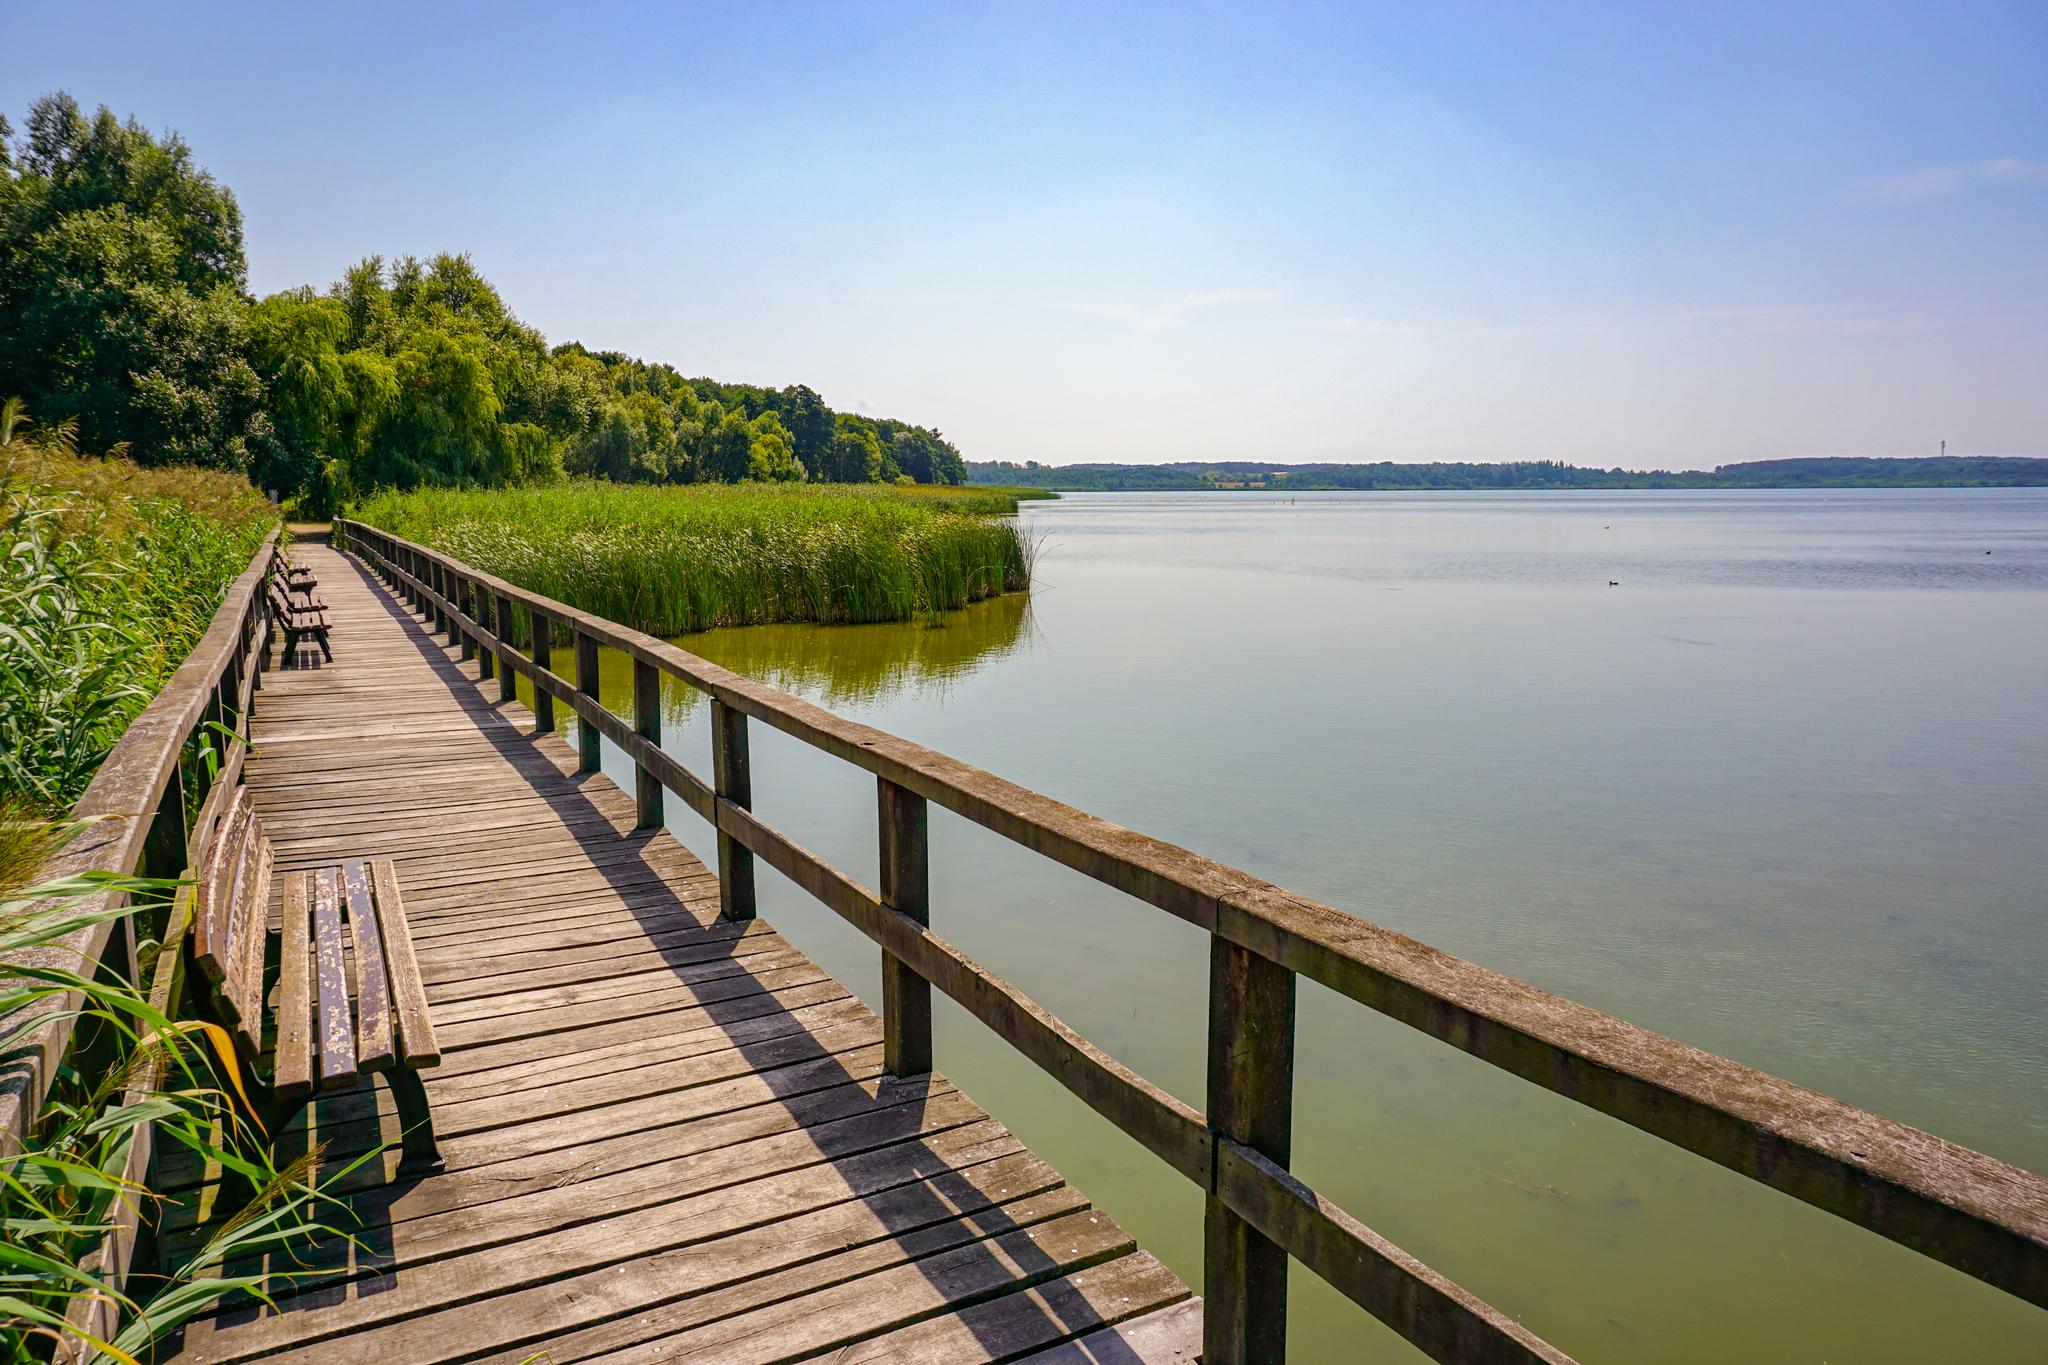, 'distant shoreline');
971,455,2048,493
